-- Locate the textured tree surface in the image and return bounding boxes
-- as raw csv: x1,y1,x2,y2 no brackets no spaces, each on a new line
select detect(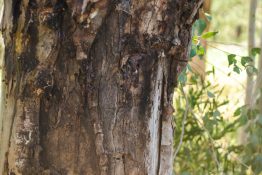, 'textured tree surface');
0,0,202,174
